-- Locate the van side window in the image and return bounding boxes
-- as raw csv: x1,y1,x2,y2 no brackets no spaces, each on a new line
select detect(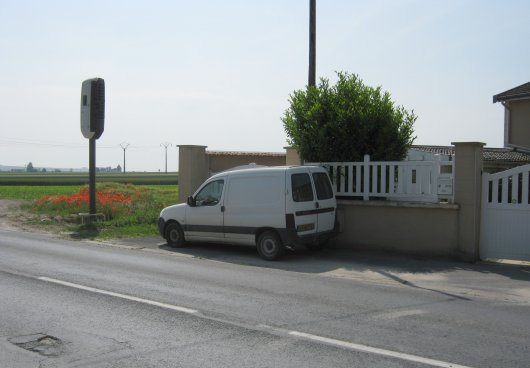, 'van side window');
195,180,224,206
291,173,314,202
312,172,334,200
